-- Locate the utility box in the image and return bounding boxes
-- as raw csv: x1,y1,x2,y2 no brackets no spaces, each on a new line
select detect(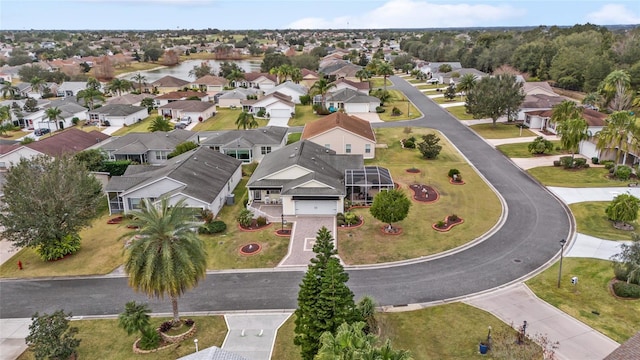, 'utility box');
226,194,235,205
